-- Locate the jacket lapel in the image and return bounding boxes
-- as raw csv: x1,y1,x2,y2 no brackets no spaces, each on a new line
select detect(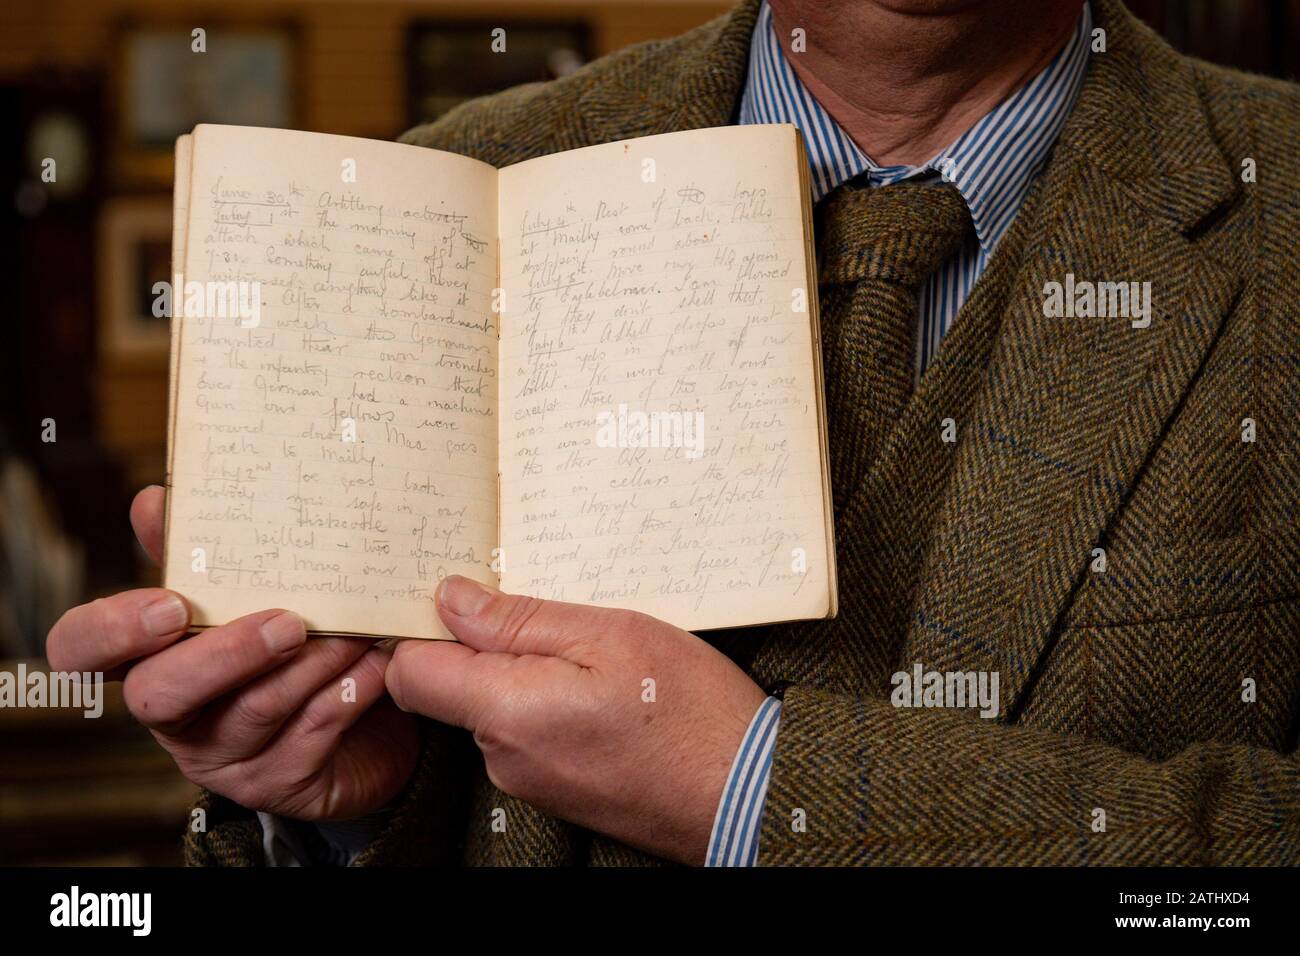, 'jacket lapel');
904,0,1243,716
578,0,760,141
